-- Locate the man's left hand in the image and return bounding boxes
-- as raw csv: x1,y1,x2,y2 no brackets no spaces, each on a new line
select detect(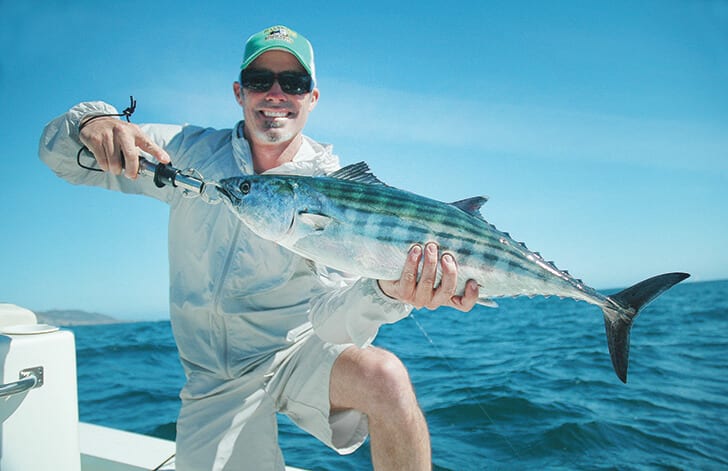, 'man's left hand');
378,242,479,312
